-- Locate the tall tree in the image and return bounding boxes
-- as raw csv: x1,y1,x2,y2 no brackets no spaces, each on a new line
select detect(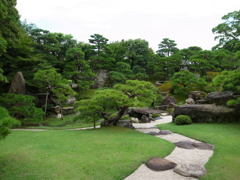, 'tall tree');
212,10,240,52
89,34,108,55
124,39,150,70
157,38,178,57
